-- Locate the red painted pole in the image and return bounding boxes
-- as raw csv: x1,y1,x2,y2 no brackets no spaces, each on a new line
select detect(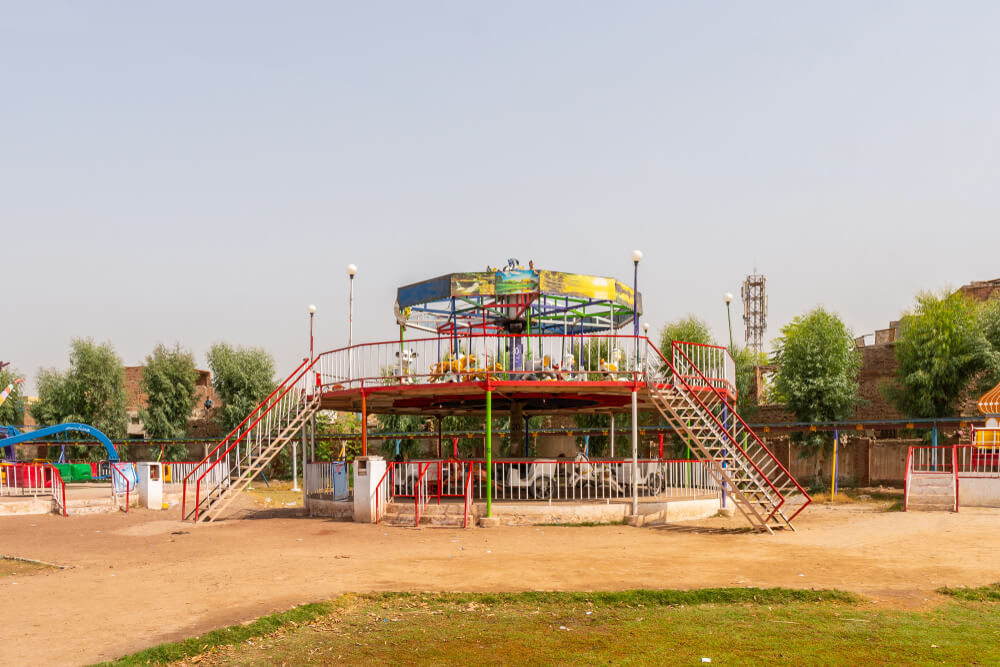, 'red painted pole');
361,392,368,456
658,433,664,459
